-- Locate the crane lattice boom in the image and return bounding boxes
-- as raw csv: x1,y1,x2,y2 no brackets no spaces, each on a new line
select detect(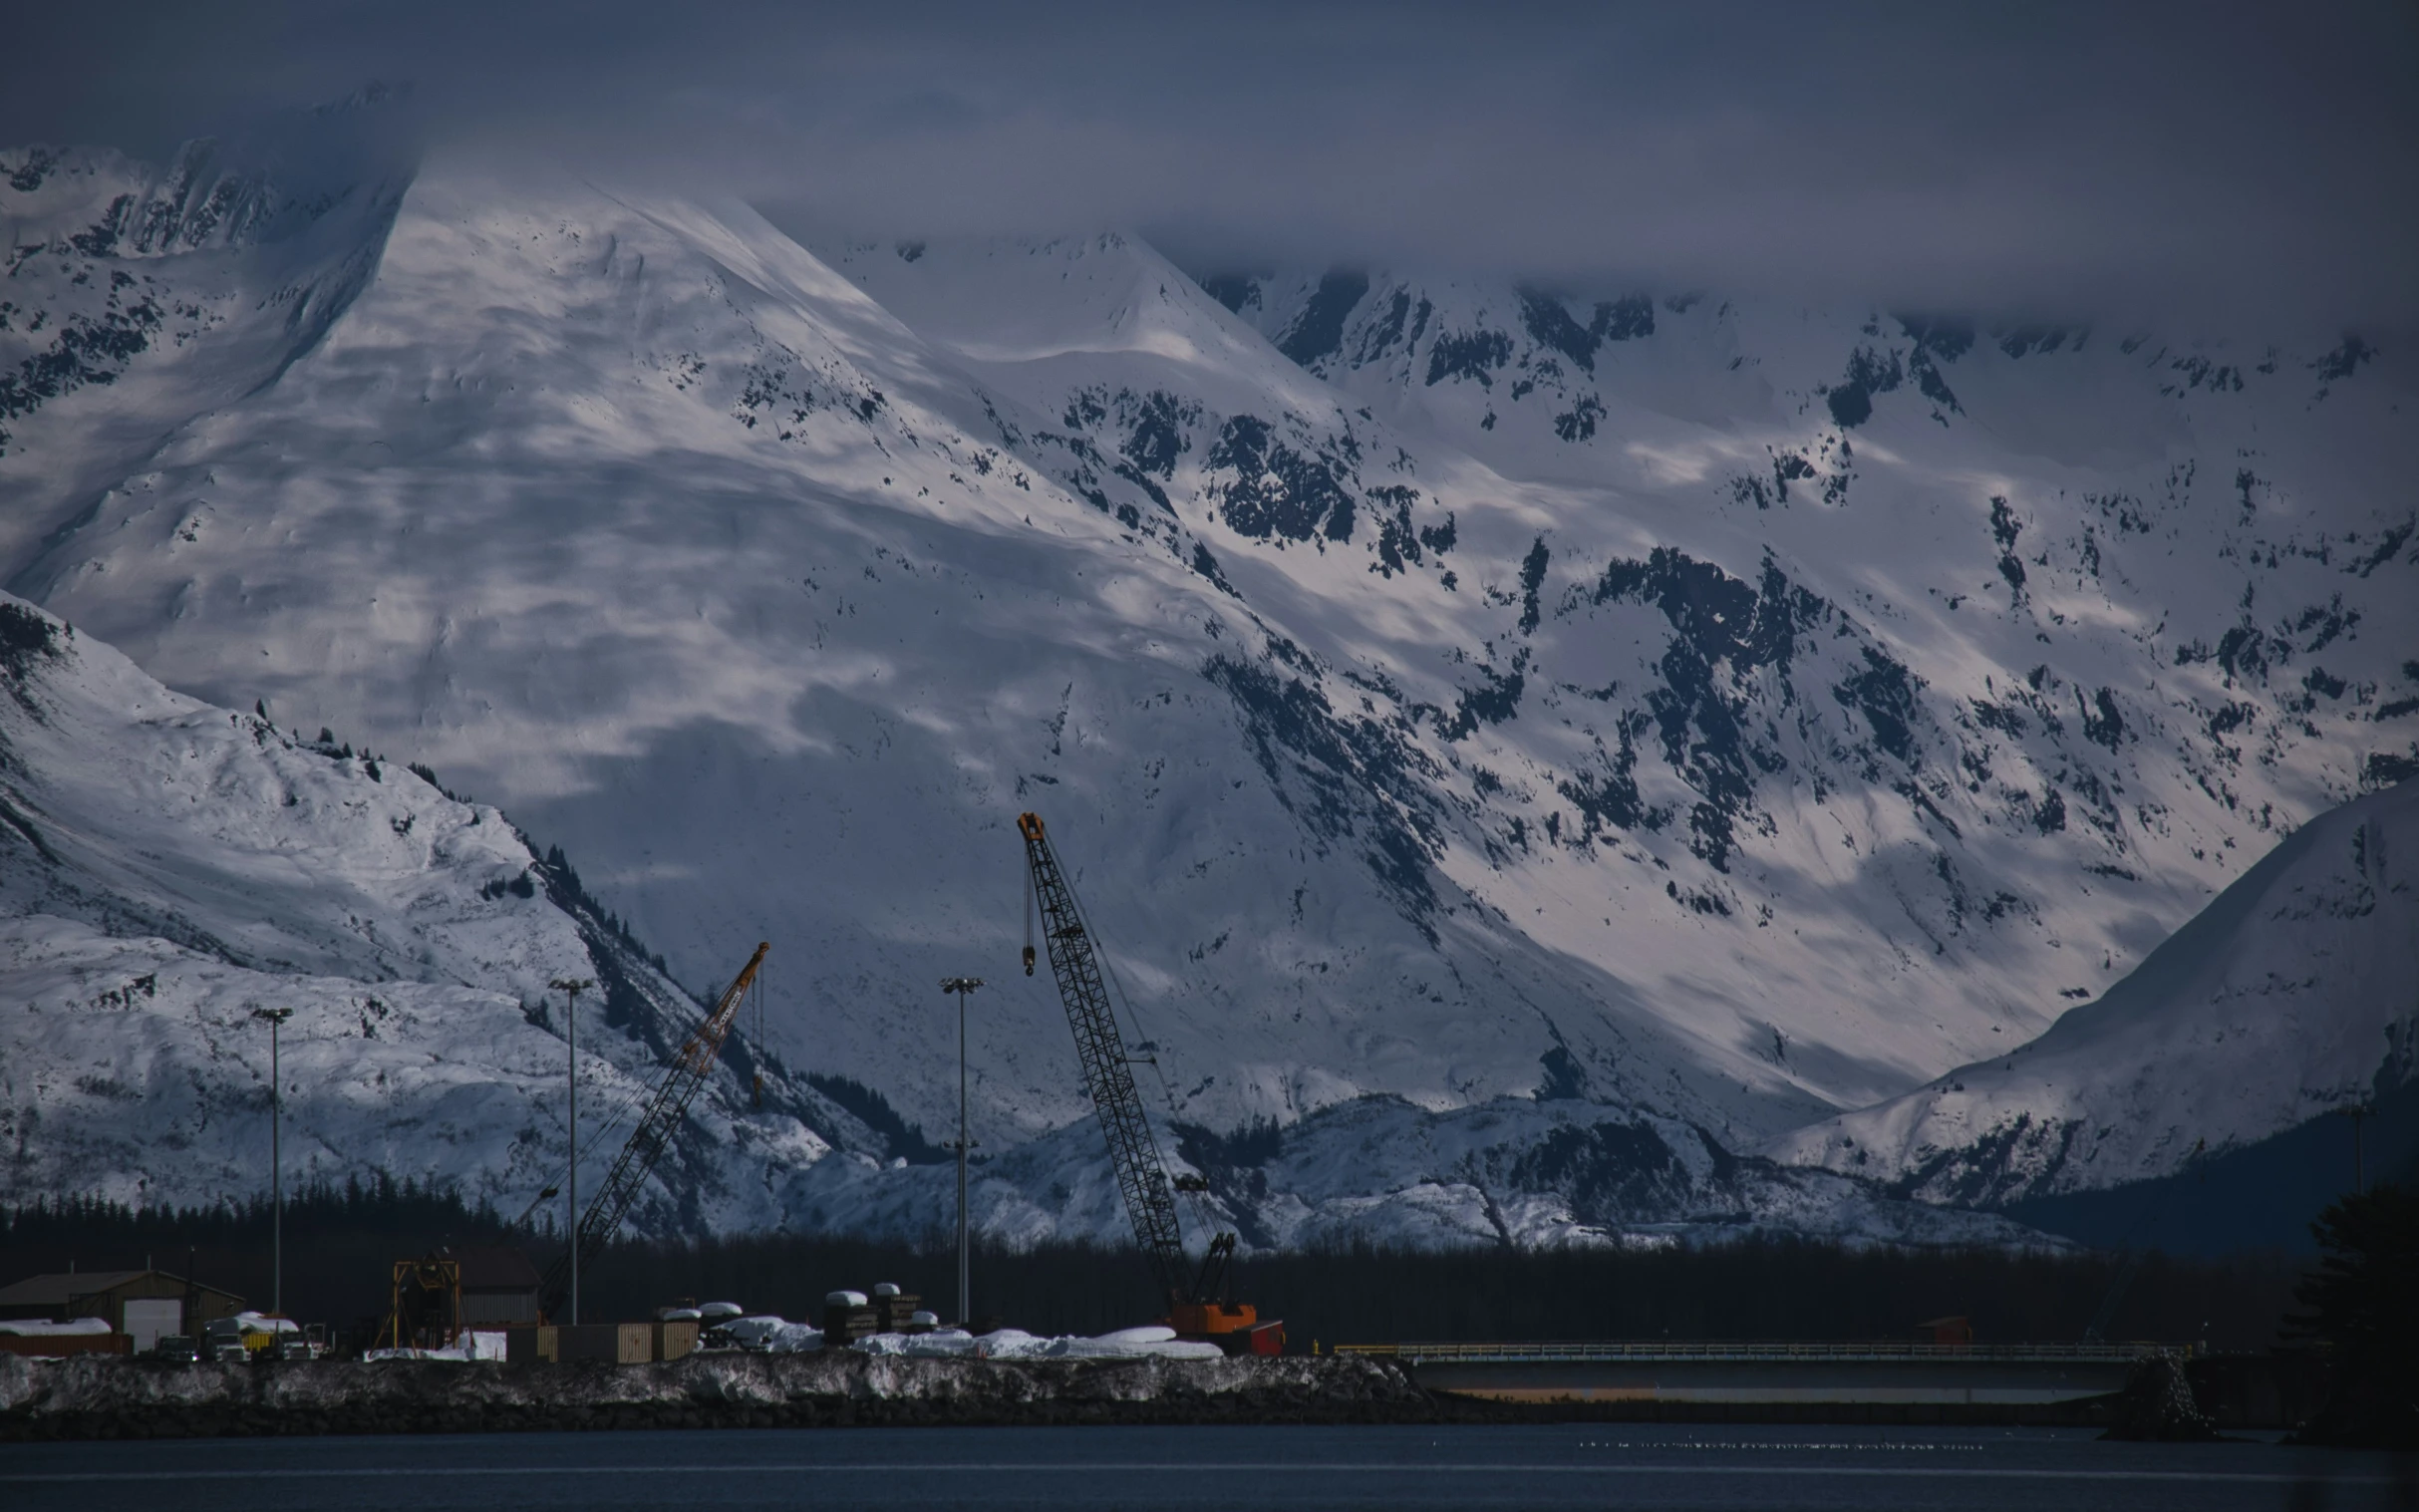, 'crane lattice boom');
537,941,767,1322
1017,813,1192,1302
